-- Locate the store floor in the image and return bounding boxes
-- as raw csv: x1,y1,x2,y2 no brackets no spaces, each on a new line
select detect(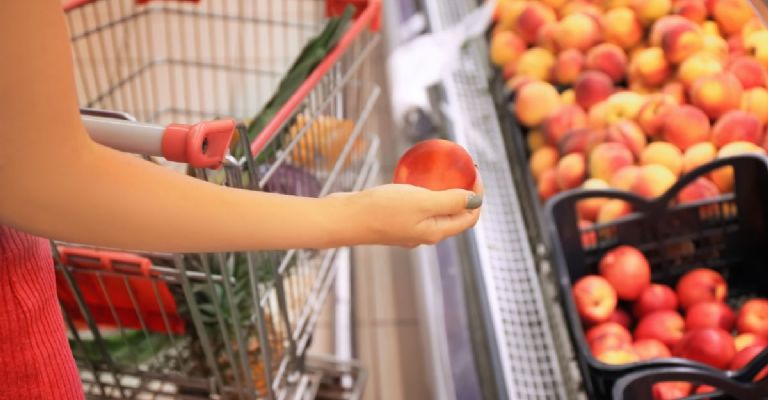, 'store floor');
308,40,432,399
